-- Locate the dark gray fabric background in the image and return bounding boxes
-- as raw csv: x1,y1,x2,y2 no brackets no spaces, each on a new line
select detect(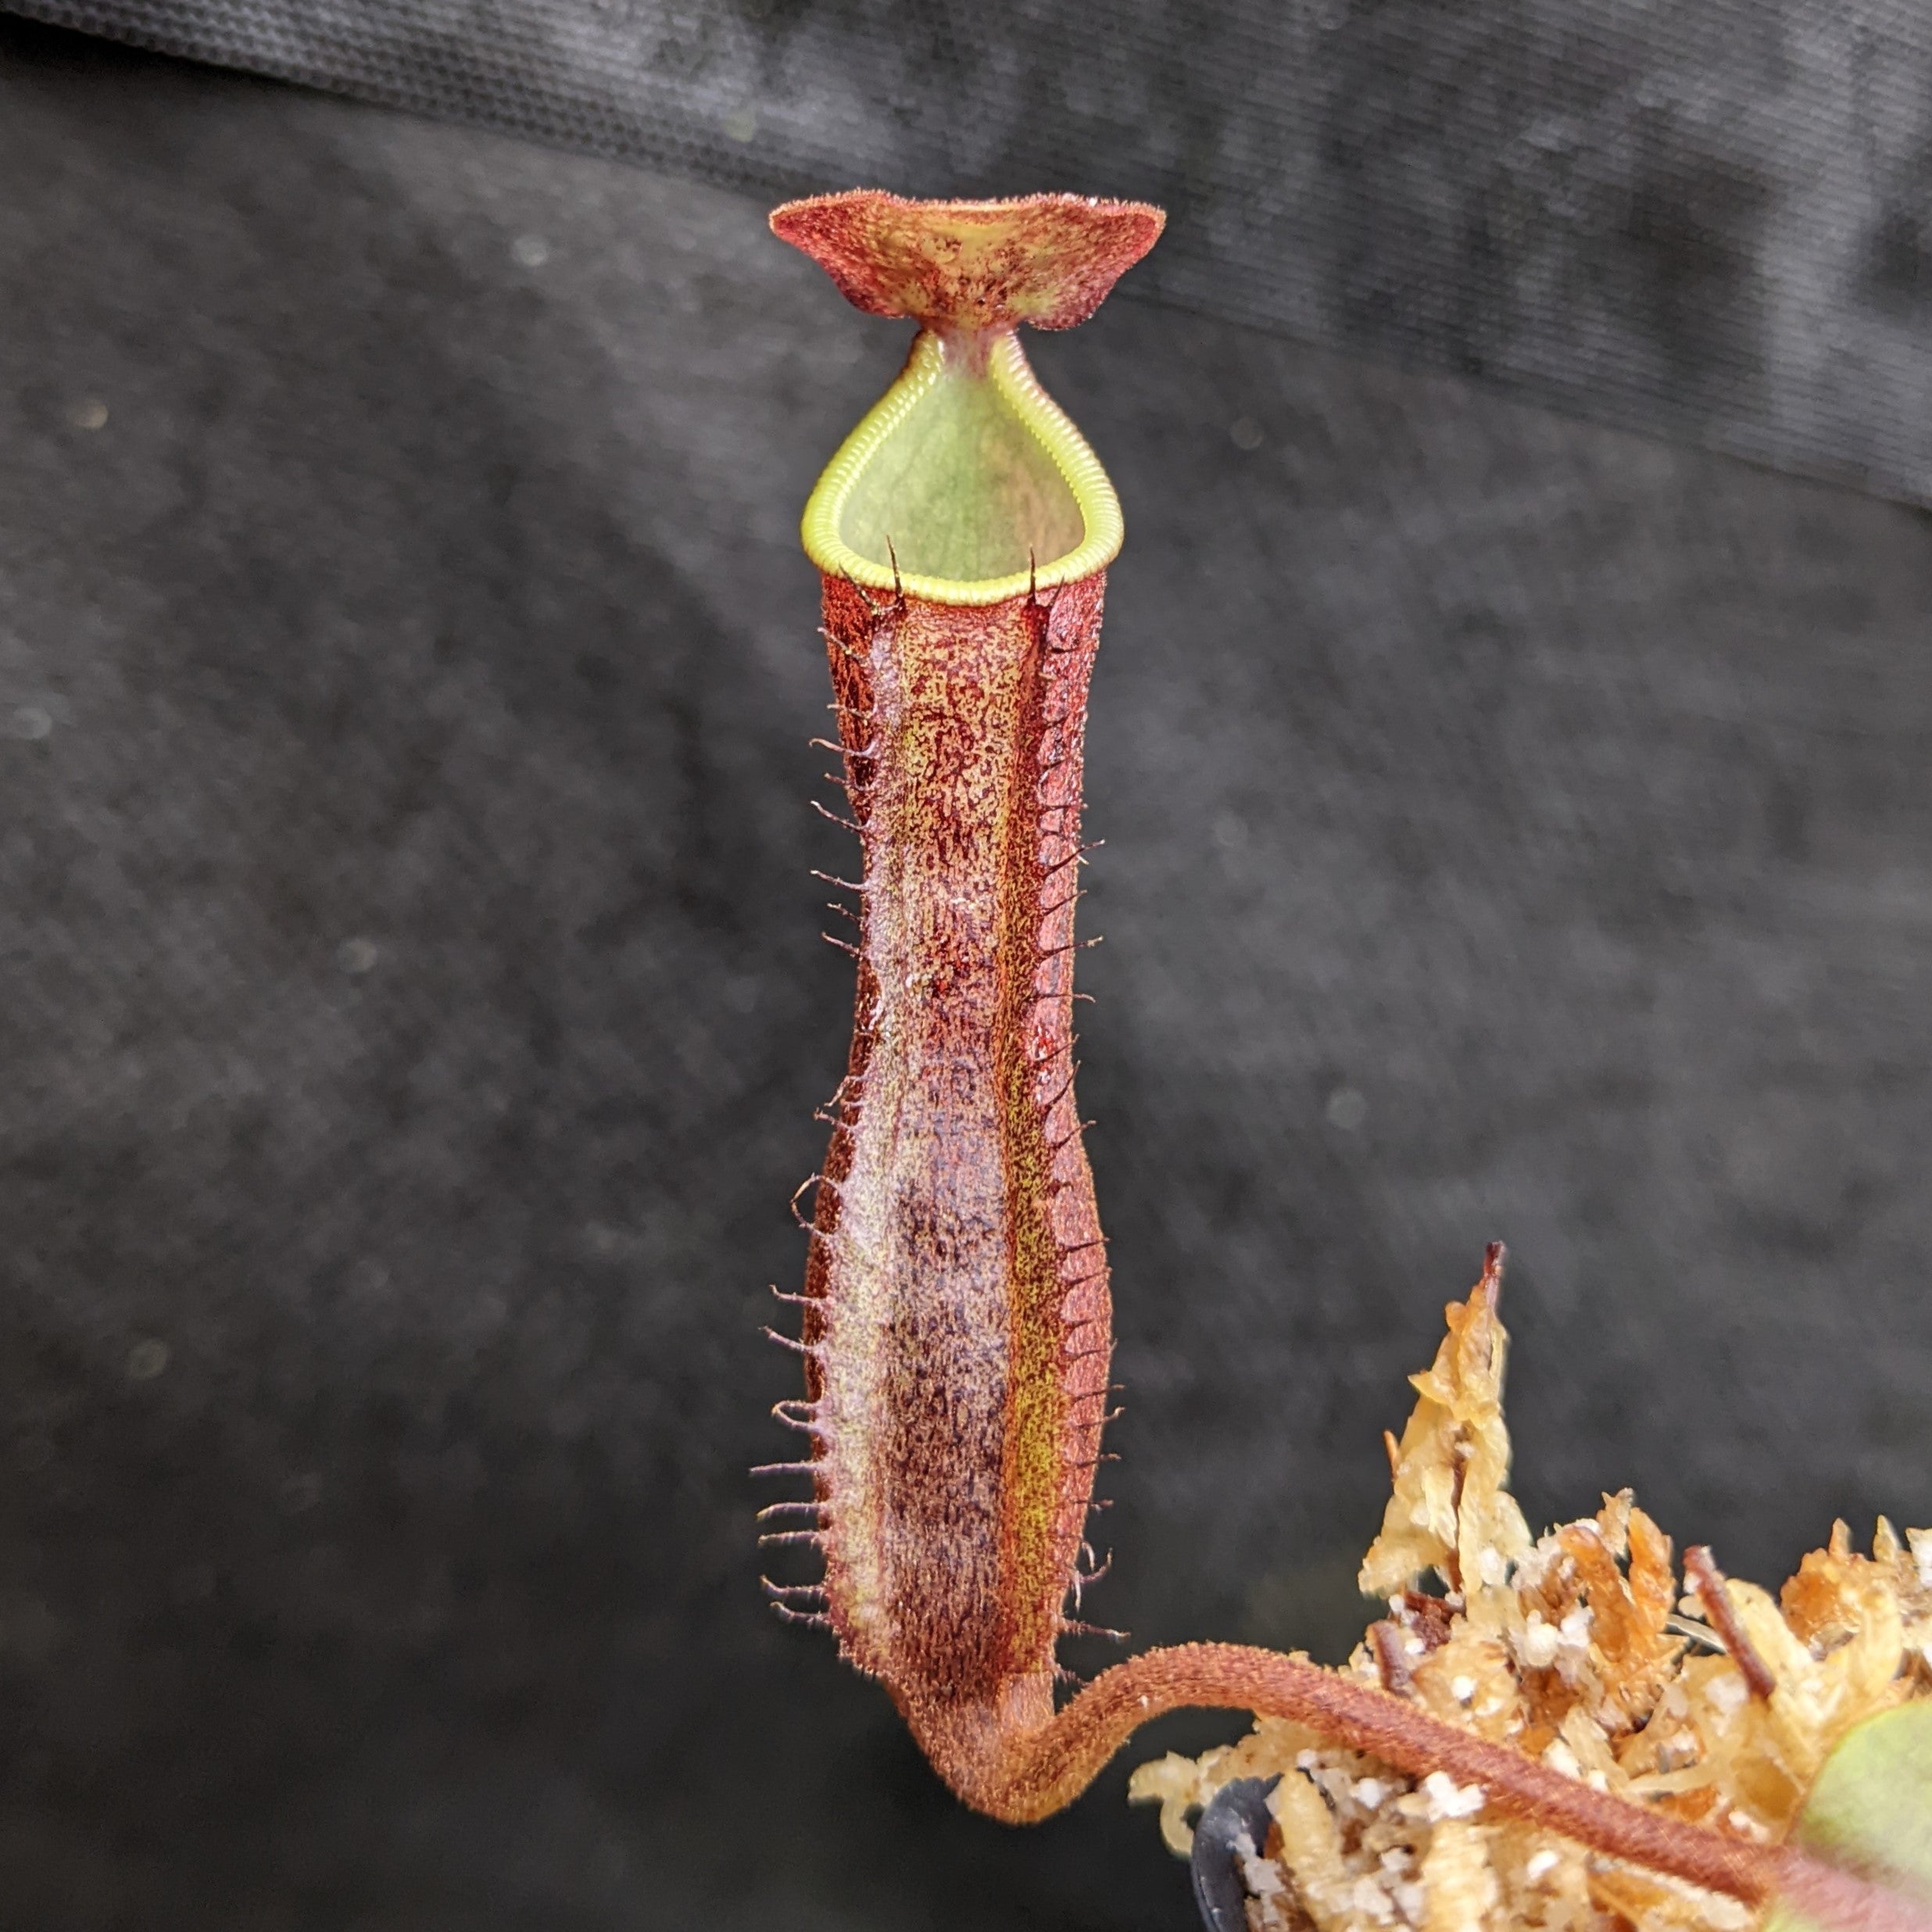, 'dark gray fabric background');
11,0,1932,510
4,13,1932,1931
